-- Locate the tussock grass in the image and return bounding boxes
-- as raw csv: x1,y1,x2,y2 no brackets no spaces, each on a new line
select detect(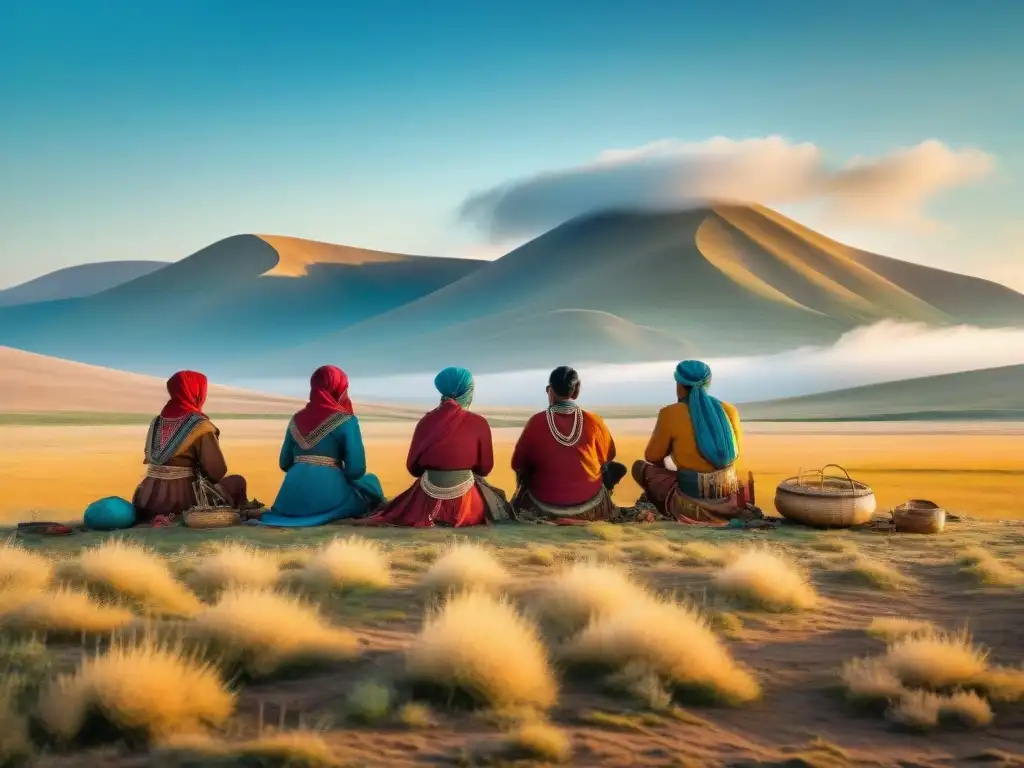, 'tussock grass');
973,666,1024,703
563,595,759,706
888,690,993,730
883,632,989,690
159,729,339,767
713,548,818,611
60,540,201,617
405,590,557,710
188,543,281,593
866,617,937,643
300,536,392,591
345,680,392,724
191,587,358,678
587,522,626,541
957,546,993,566
676,541,732,566
505,720,572,764
36,637,234,744
523,545,557,567
965,557,1024,587
0,542,52,591
0,587,135,637
844,558,915,591
397,702,436,729
841,658,905,706
528,562,647,639
628,539,675,562
605,661,673,711
420,543,507,596
810,537,859,554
